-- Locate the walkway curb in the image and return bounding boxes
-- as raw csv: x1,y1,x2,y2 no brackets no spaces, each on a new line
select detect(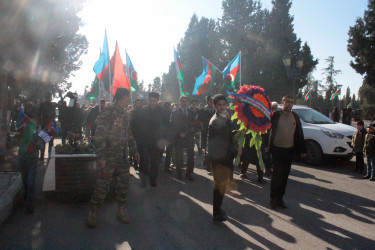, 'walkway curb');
0,172,23,225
